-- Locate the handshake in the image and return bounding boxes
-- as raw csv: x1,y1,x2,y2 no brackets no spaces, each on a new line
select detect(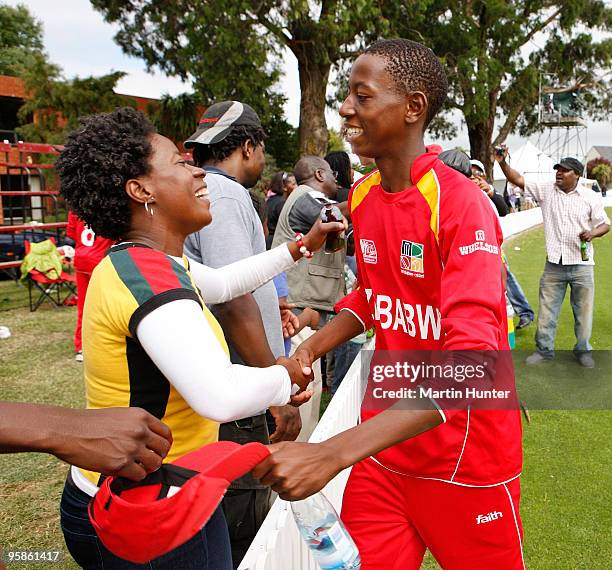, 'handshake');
275,348,316,406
